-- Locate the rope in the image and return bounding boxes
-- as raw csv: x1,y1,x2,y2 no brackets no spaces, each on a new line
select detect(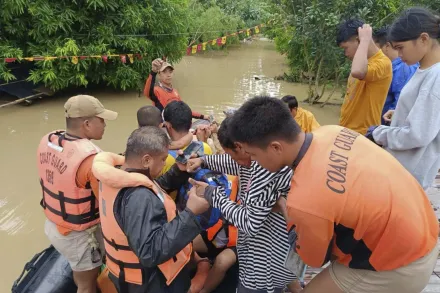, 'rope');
86,225,99,250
